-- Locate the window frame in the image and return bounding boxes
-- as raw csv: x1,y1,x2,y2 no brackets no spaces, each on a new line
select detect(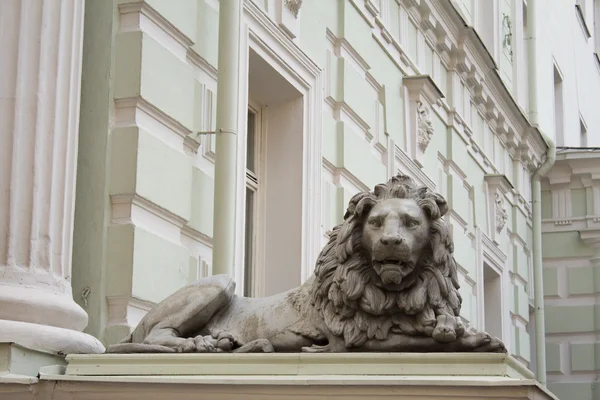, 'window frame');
243,102,265,297
233,0,323,297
